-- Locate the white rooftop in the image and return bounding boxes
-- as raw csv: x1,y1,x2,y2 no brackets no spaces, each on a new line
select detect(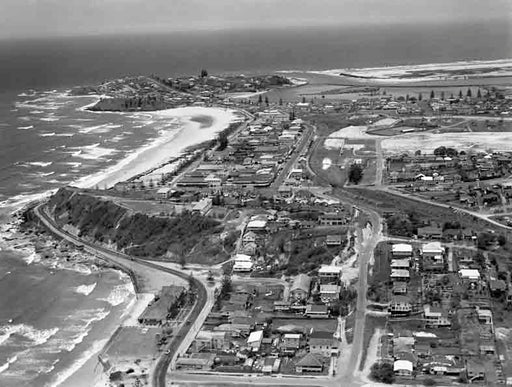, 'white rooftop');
459,269,480,279
247,219,267,229
394,360,413,372
392,243,413,253
248,330,264,343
